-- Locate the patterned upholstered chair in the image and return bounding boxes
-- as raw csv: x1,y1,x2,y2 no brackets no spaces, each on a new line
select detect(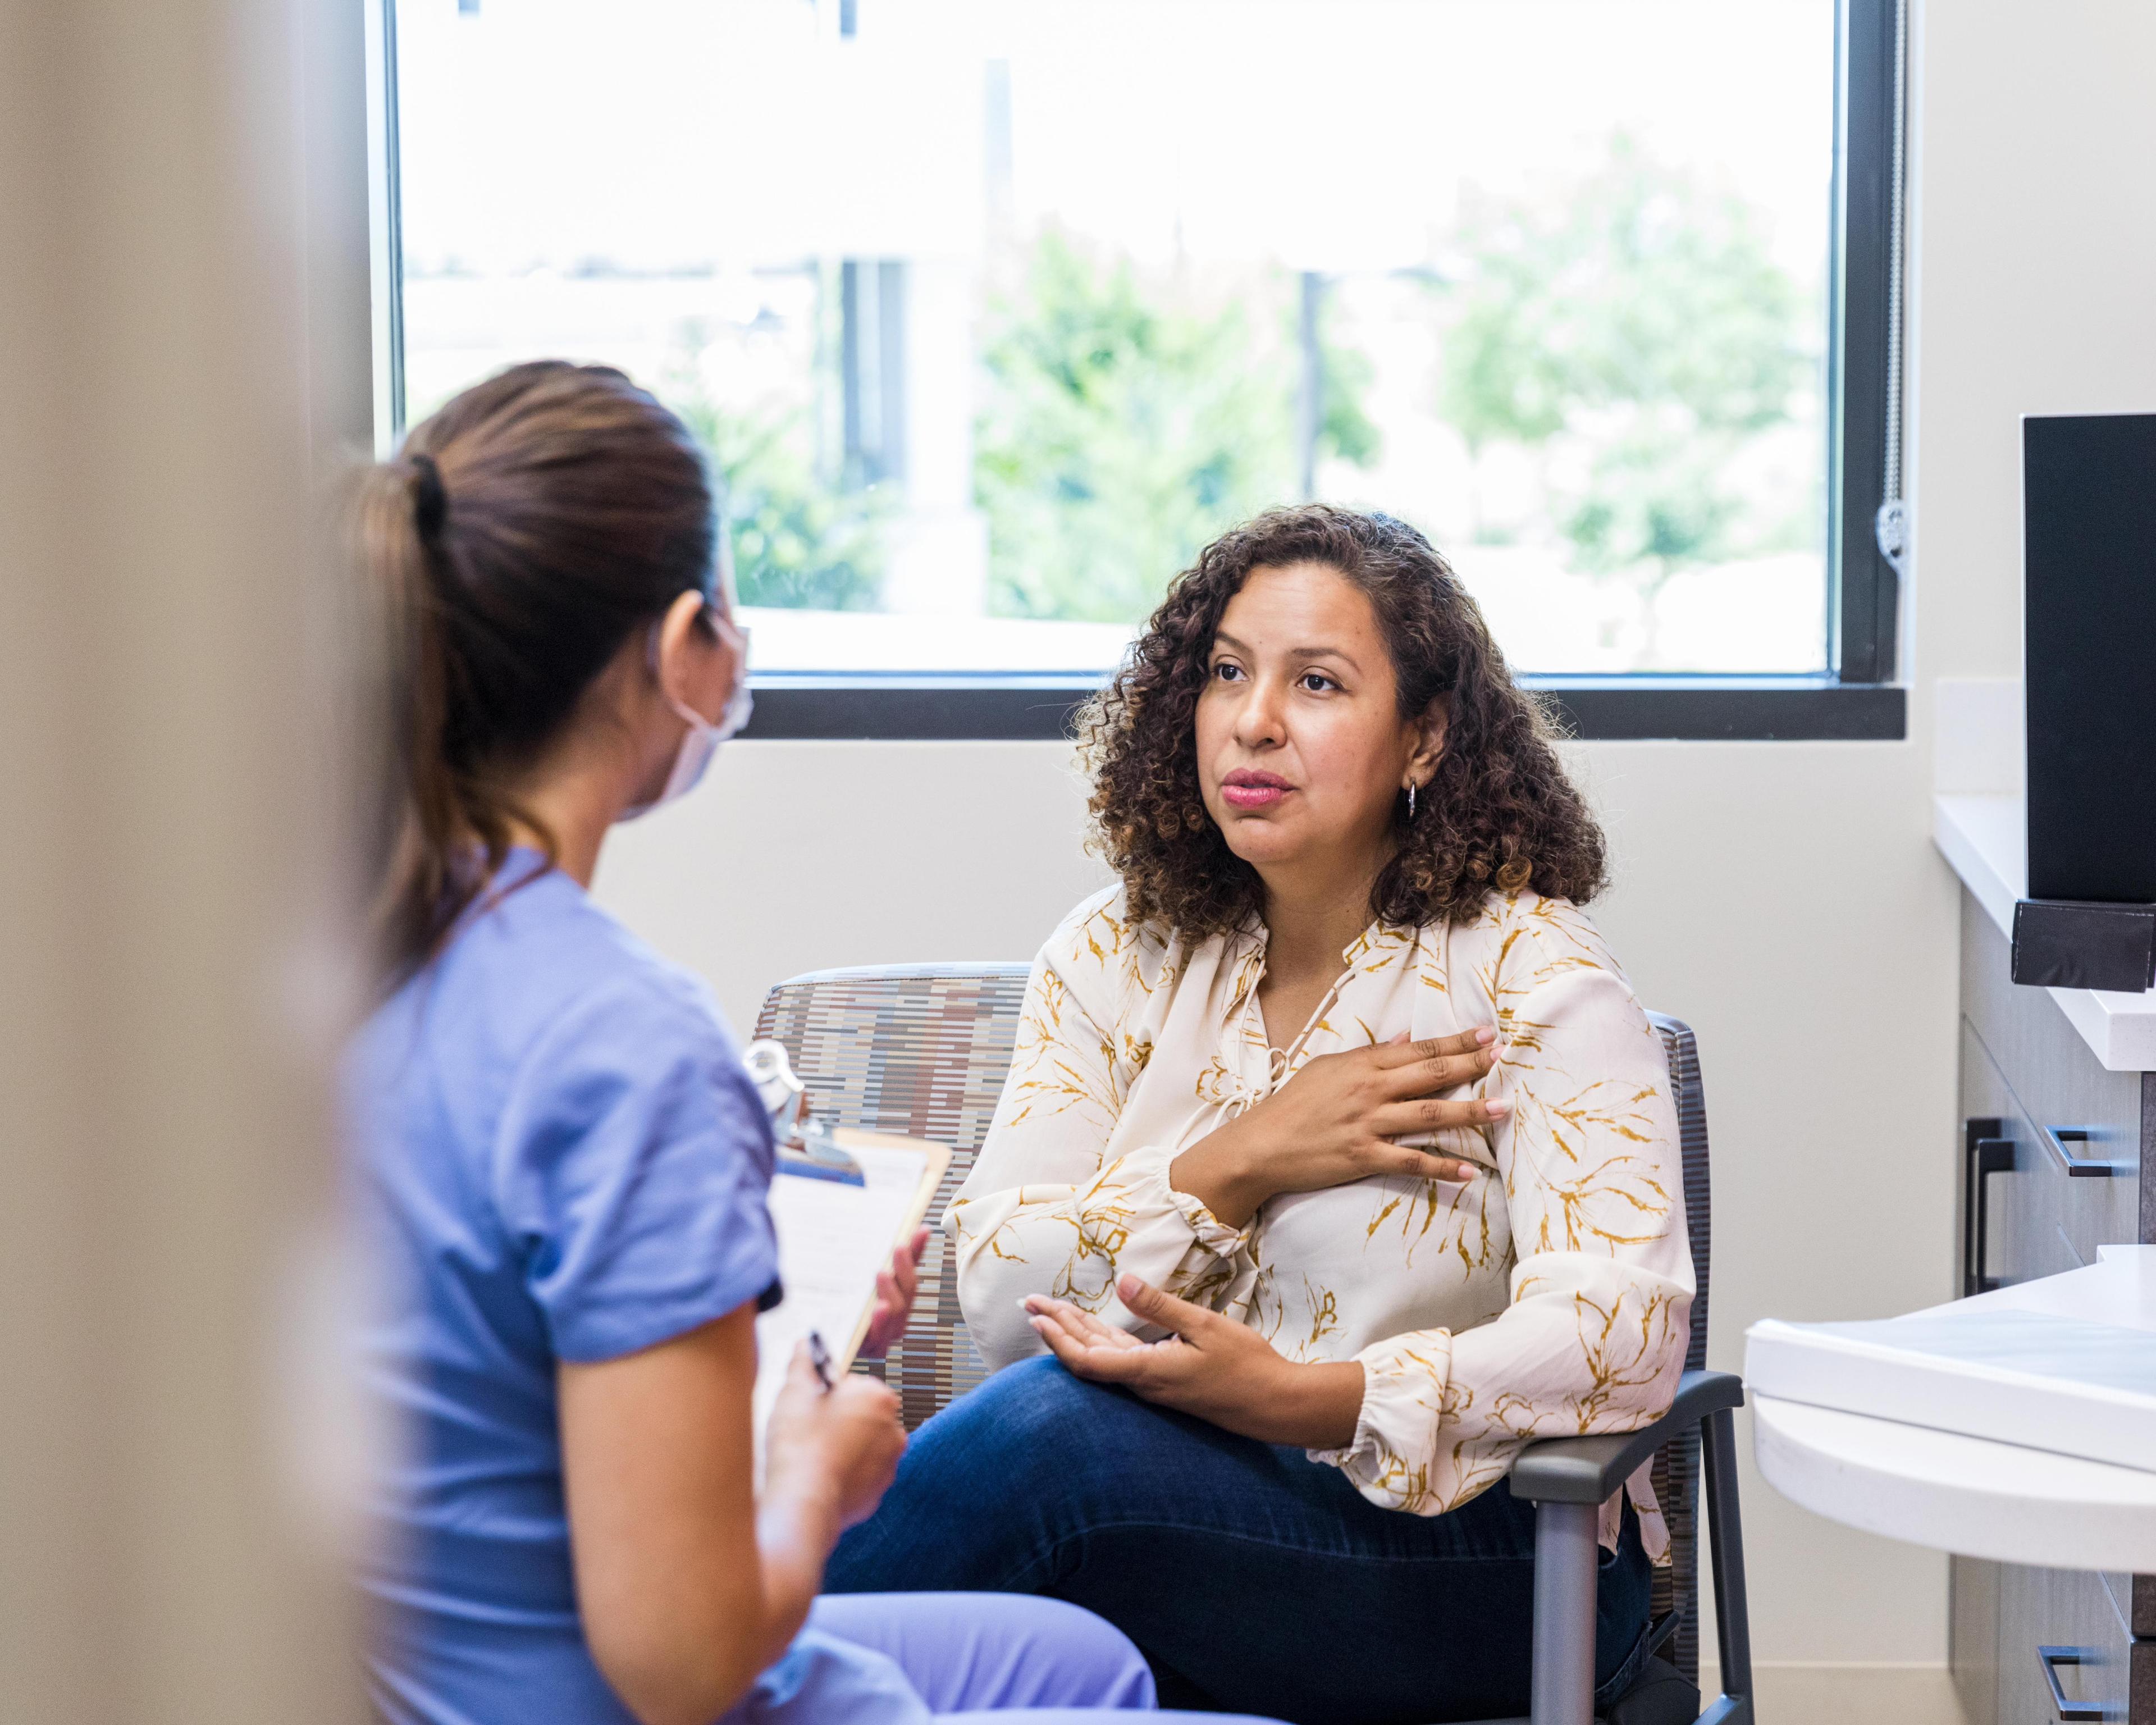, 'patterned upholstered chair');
754,964,1752,1725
